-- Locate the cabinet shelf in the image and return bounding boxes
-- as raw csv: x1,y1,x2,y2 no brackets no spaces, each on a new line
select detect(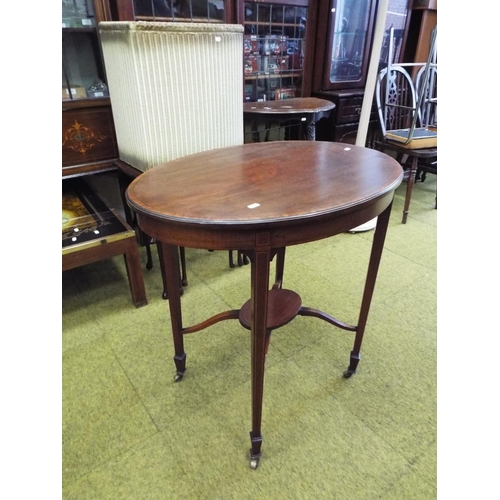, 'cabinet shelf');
245,71,303,81
62,27,96,33
62,97,111,111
